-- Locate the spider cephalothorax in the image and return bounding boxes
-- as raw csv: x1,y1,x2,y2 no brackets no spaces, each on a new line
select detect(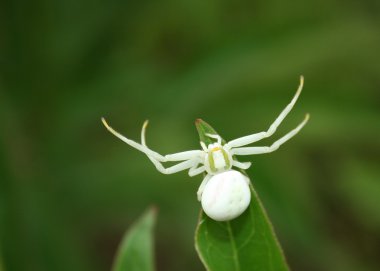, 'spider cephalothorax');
202,139,233,175
102,76,309,221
